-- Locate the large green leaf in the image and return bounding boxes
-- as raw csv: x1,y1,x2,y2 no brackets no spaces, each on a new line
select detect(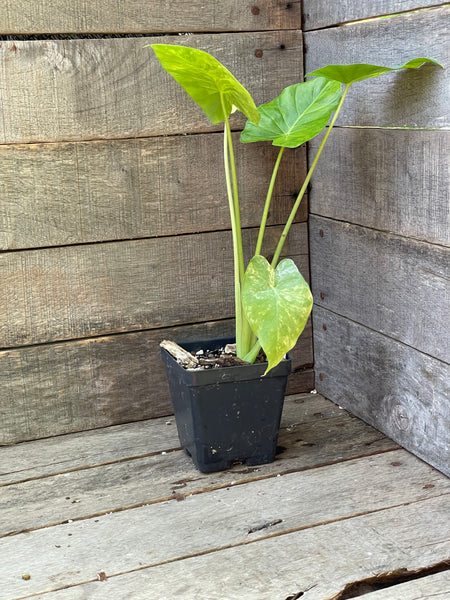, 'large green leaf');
305,57,444,85
150,44,259,125
242,256,313,373
240,77,342,148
